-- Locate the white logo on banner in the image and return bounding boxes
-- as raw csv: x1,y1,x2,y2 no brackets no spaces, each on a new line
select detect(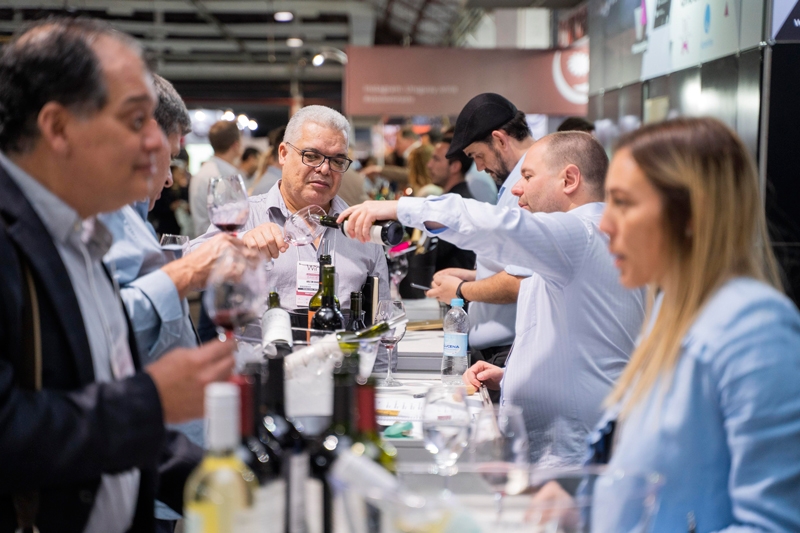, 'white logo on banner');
552,50,589,105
